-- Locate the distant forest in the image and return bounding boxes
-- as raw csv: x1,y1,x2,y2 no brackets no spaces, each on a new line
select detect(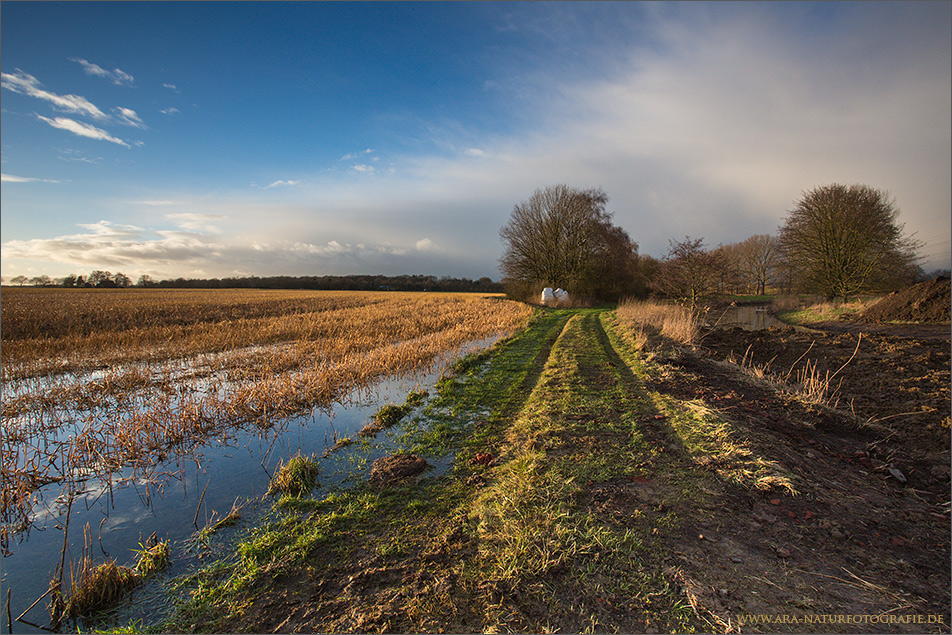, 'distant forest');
148,274,503,293
6,271,504,294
